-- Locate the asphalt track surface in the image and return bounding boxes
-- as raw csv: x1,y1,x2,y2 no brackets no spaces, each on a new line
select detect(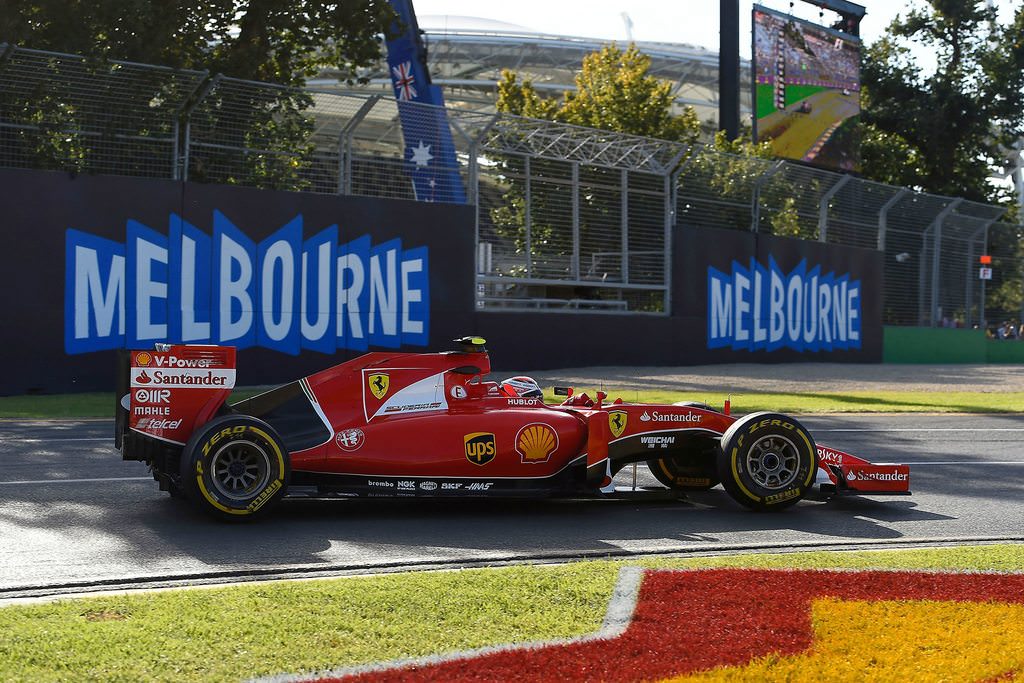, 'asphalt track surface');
1,415,1022,600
